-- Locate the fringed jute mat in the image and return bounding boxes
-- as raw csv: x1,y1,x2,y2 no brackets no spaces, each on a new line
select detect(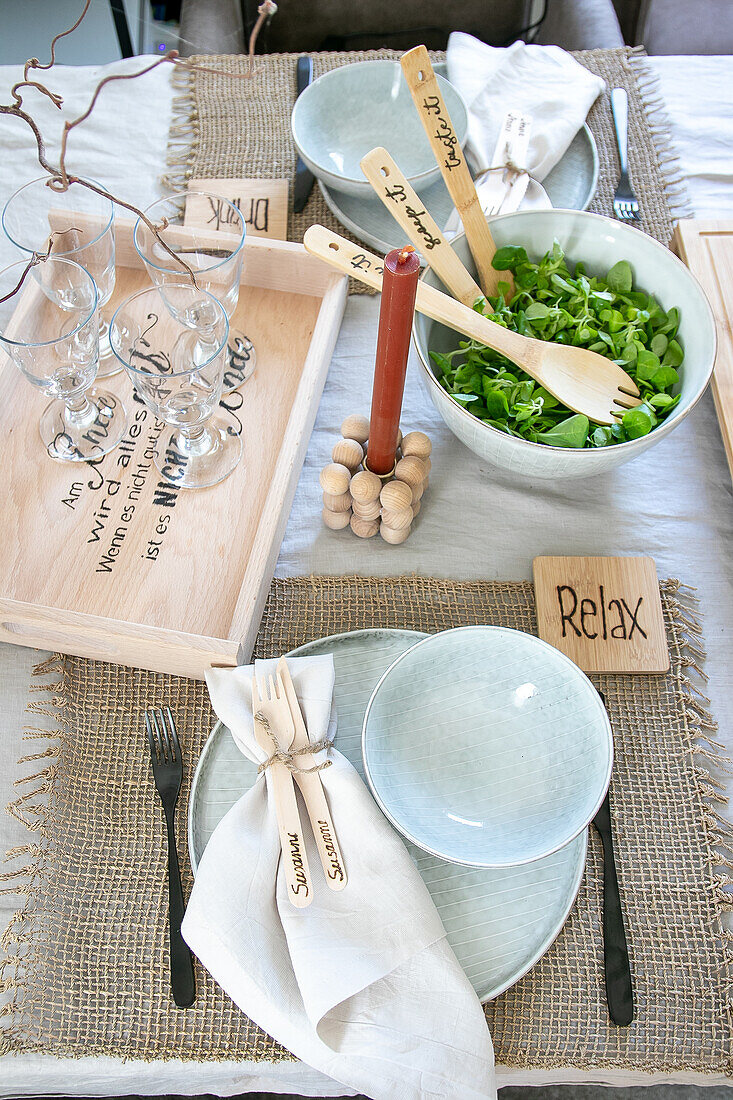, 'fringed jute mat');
164,47,689,296
1,577,731,1076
